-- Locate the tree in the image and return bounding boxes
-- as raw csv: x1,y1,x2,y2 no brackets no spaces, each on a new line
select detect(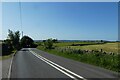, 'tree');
8,29,14,43
52,39,58,43
2,29,21,56
43,40,46,42
4,39,13,51
2,39,14,56
7,29,20,50
20,36,35,48
14,31,20,50
44,38,53,49
2,42,13,56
